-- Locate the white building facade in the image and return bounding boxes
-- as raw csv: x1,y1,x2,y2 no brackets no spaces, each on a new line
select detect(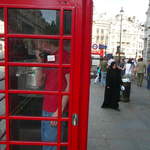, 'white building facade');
144,0,150,63
92,12,144,59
